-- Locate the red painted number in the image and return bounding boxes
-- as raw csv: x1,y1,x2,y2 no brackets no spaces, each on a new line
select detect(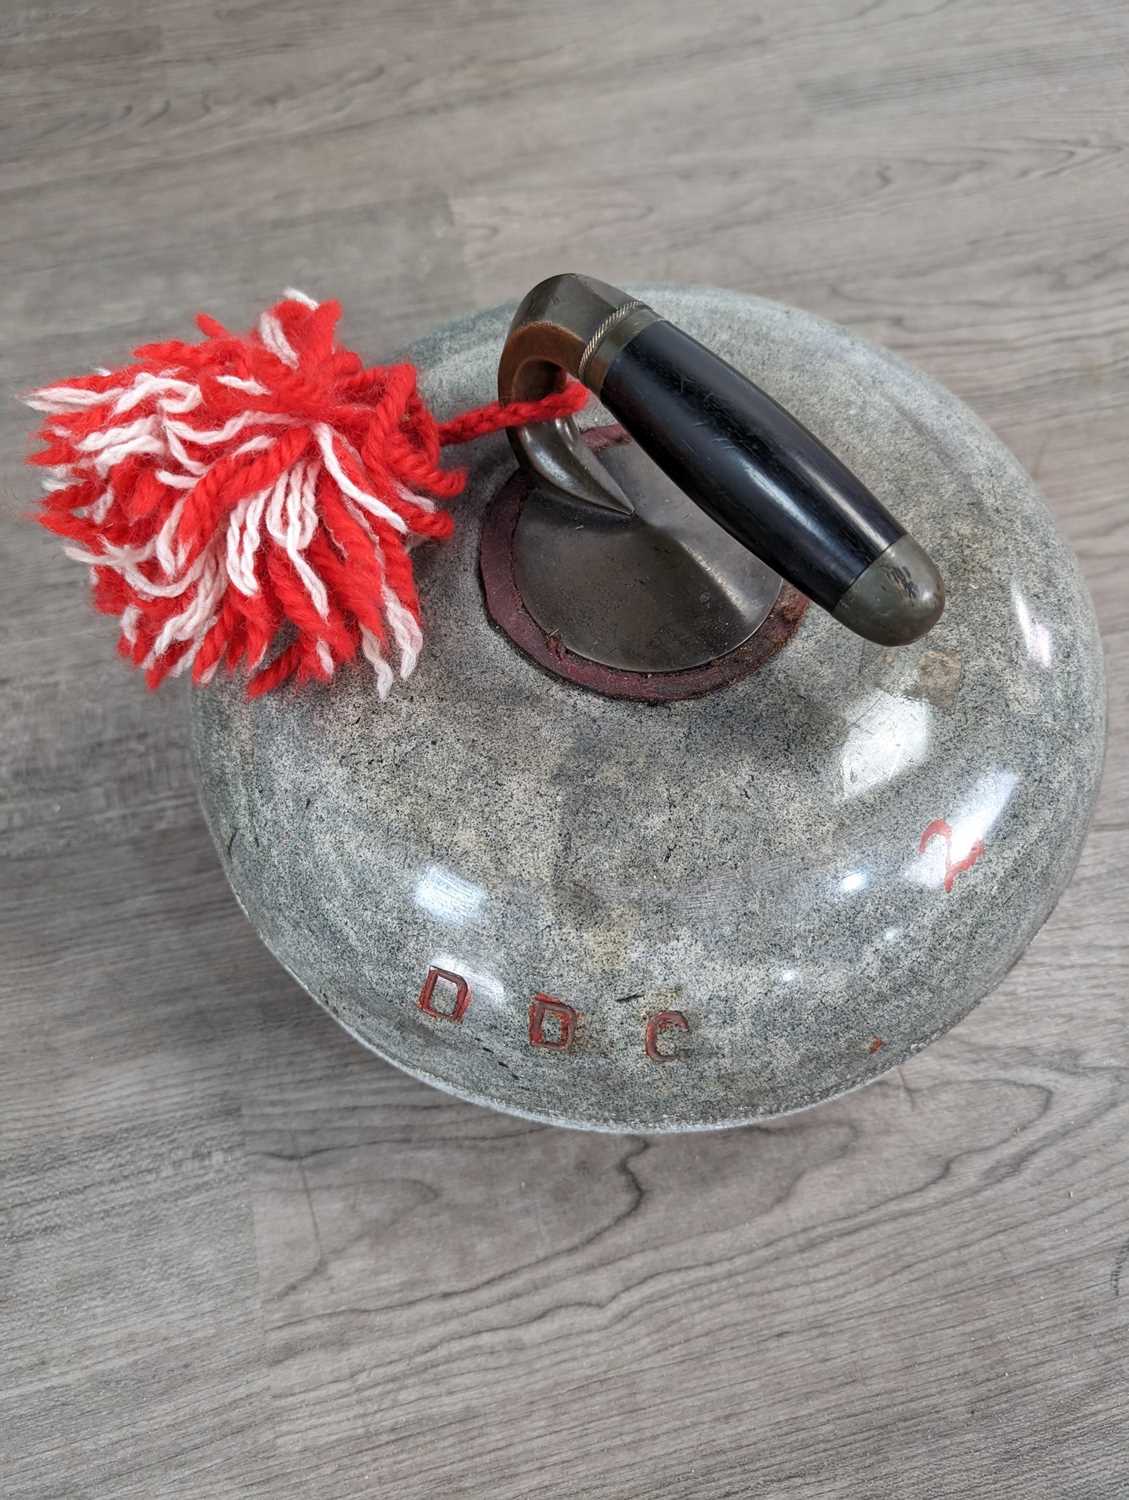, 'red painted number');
918,819,985,892
645,1009,689,1062
528,993,578,1051
418,966,471,1023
